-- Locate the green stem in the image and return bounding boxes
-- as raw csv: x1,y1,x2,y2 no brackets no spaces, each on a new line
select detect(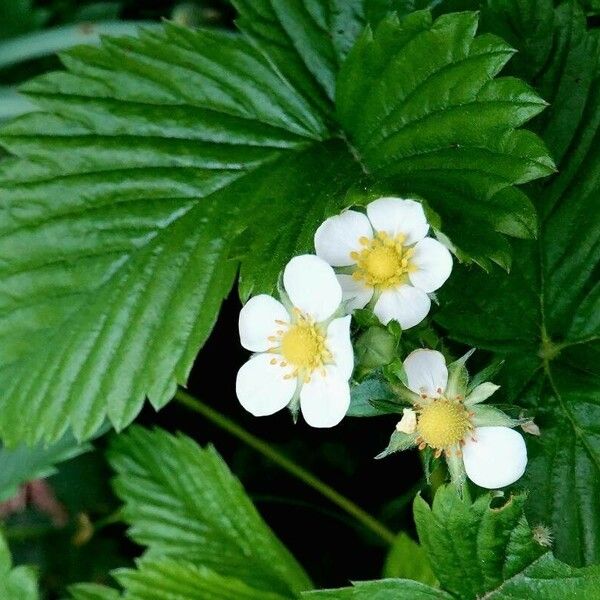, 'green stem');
0,21,160,70
175,389,395,545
